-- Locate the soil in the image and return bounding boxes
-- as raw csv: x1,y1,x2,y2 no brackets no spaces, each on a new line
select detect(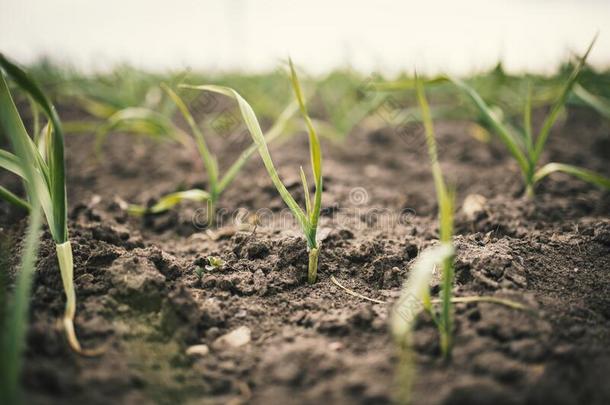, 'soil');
1,101,609,405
